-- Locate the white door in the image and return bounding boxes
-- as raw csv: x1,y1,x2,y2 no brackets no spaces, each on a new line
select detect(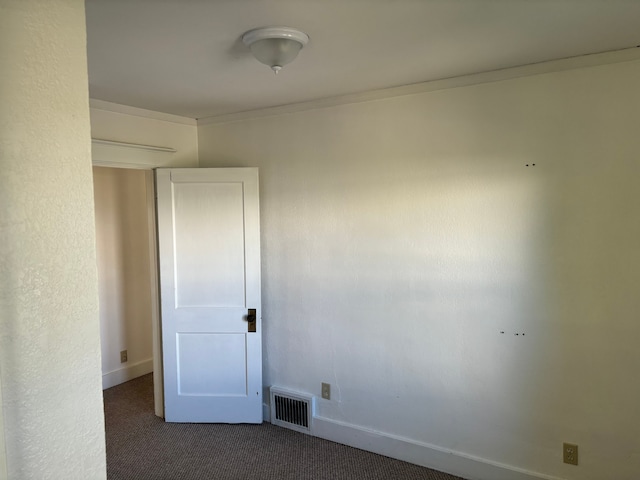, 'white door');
155,168,262,423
